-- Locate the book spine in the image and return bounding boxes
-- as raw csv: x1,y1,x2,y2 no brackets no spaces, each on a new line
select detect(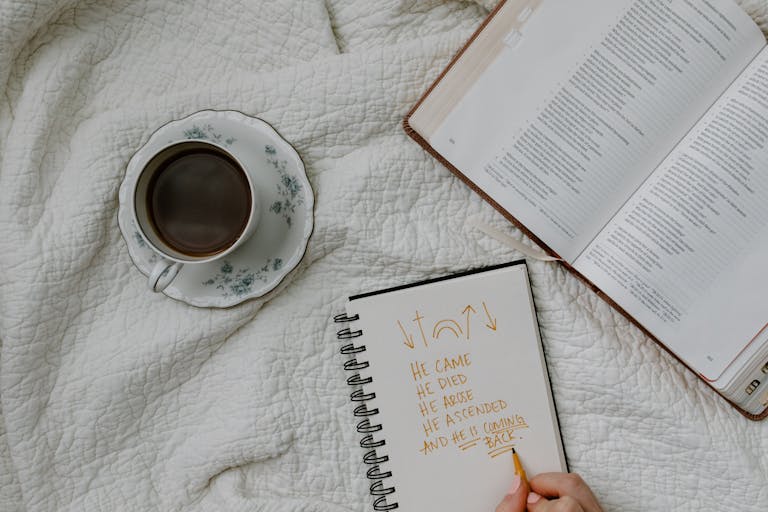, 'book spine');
334,312,399,511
